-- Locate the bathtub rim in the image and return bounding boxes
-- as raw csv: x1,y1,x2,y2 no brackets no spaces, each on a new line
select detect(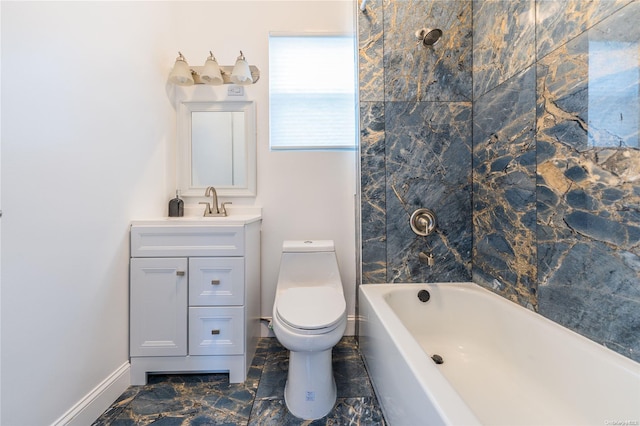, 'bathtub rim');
362,282,640,370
